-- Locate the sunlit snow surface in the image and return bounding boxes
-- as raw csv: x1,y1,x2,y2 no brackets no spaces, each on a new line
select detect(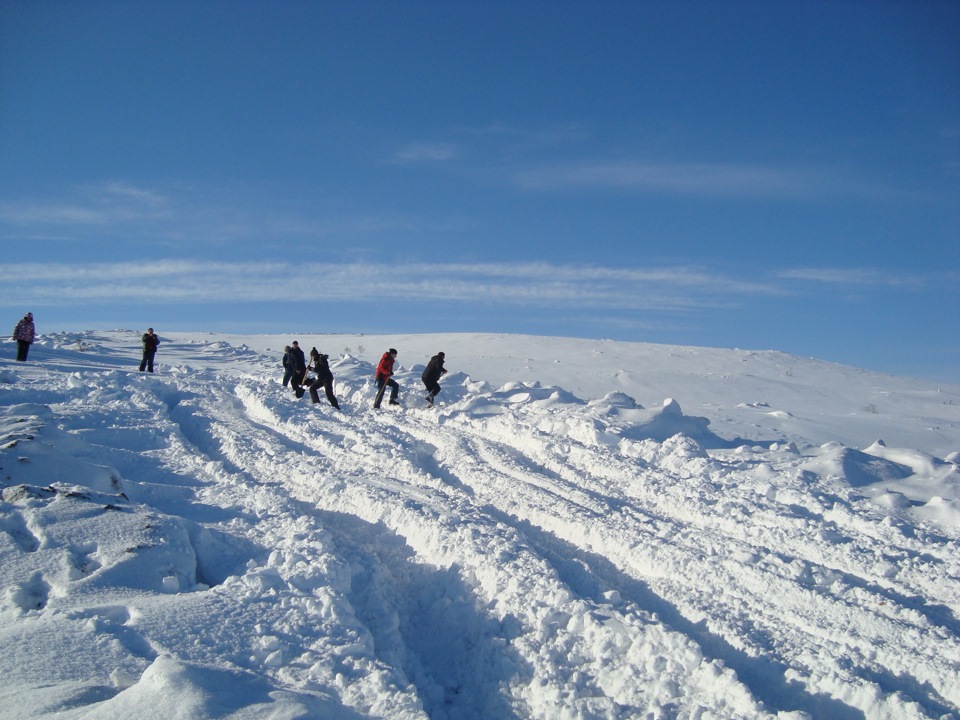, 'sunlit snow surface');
1,330,958,719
